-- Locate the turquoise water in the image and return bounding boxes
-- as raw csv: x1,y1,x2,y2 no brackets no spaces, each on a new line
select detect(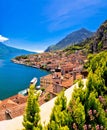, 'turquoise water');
0,54,49,100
